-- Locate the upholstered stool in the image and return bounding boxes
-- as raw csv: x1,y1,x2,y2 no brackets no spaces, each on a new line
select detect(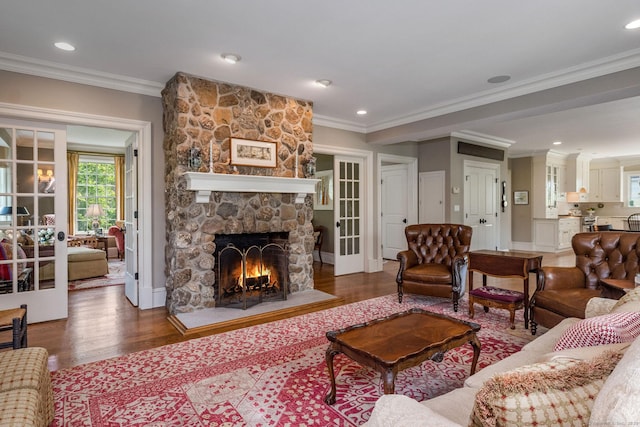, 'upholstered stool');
0,304,27,350
468,286,524,329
